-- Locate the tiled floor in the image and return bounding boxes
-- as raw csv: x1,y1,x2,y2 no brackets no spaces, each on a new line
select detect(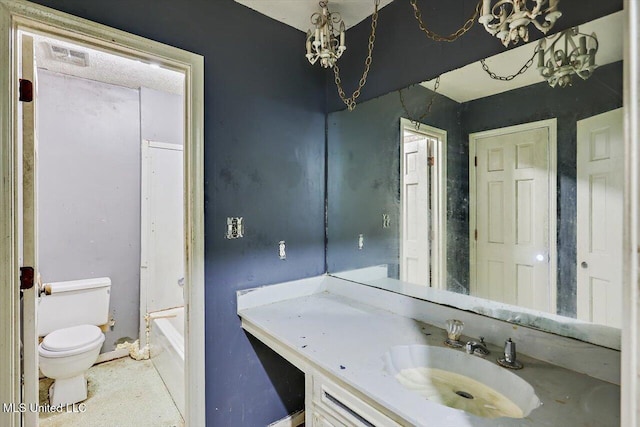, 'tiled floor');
39,357,184,427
